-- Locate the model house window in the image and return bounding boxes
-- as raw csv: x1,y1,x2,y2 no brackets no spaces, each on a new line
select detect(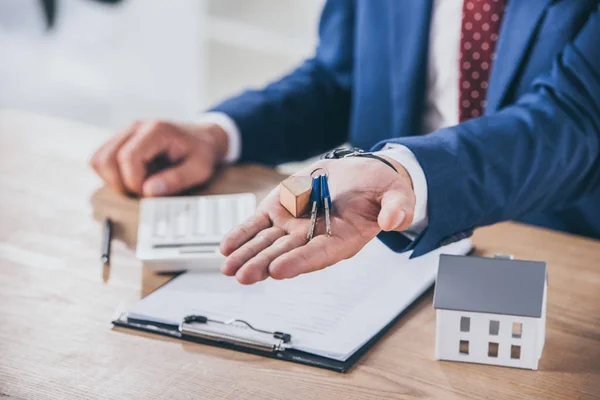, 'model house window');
460,316,470,332
512,322,522,338
489,320,500,335
511,345,521,359
459,340,469,355
488,342,499,357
